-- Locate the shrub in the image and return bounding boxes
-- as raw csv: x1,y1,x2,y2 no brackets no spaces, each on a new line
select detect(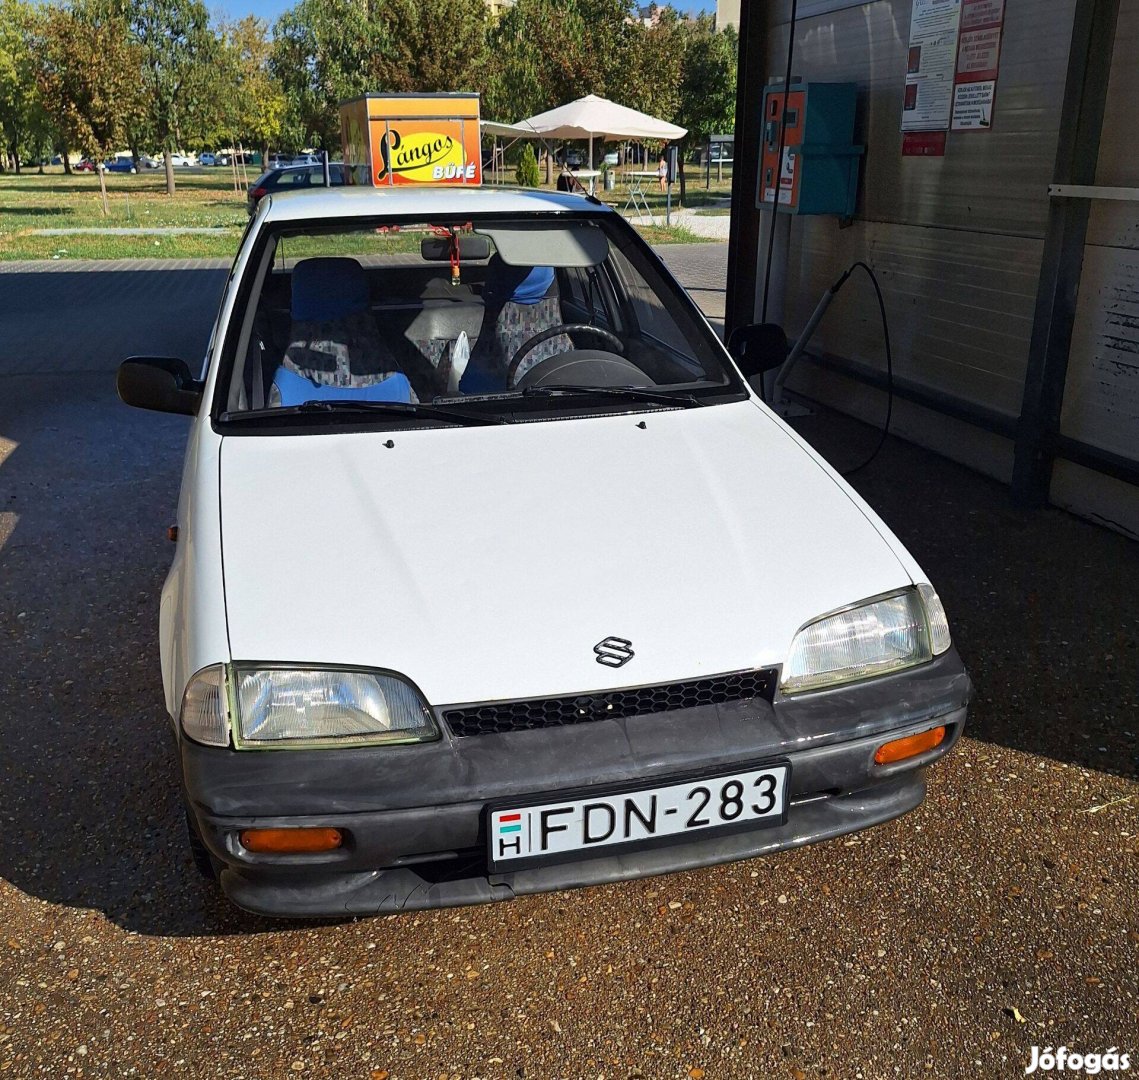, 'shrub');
515,143,540,187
